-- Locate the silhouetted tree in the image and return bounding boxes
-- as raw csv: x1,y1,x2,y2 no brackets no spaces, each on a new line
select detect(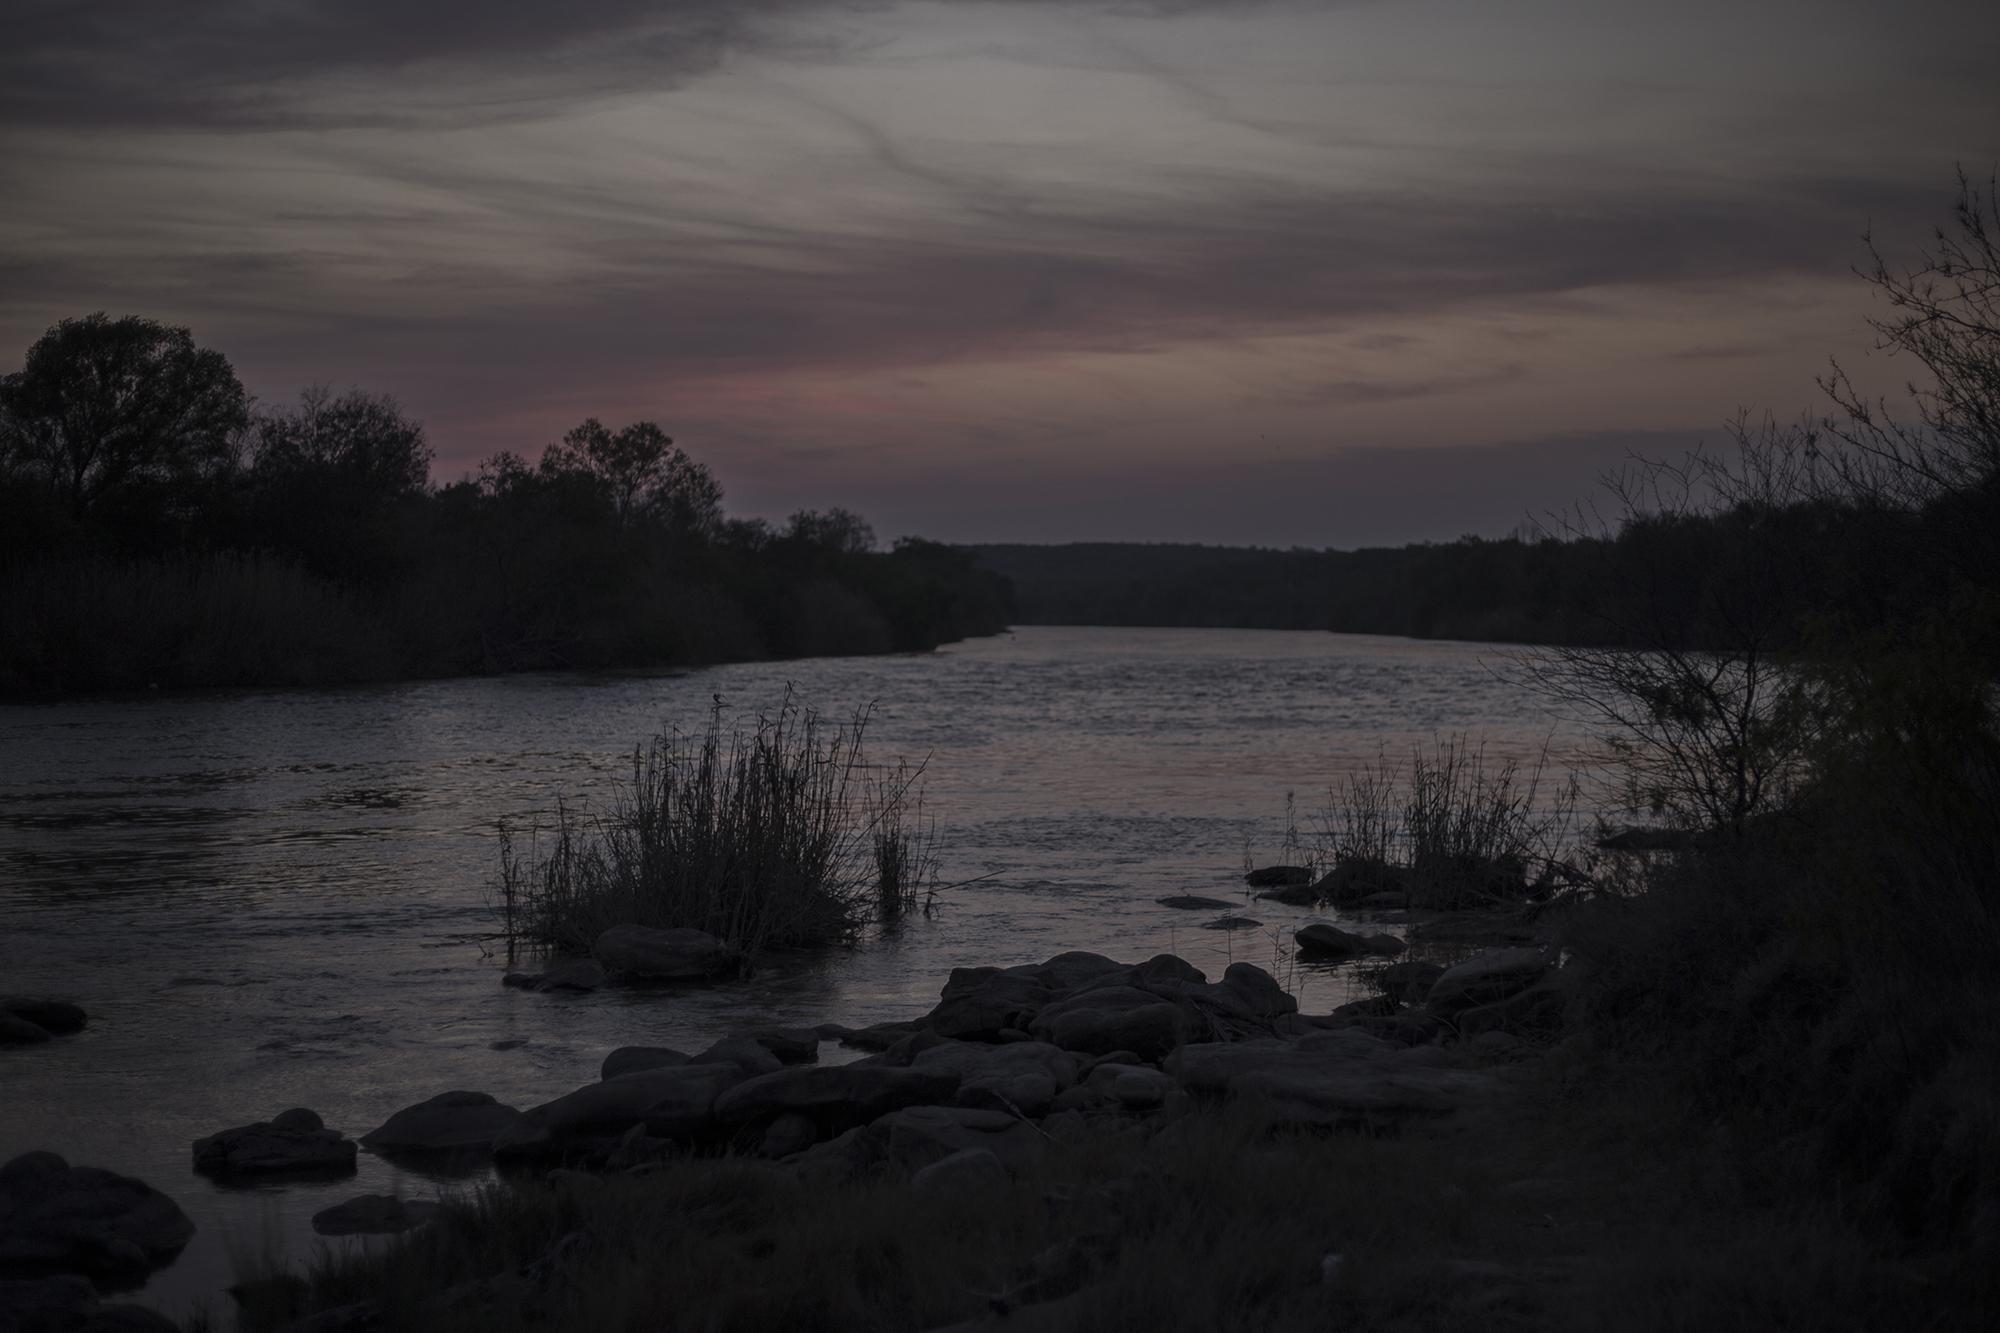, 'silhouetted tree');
0,313,247,524
248,386,432,583
540,418,723,536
